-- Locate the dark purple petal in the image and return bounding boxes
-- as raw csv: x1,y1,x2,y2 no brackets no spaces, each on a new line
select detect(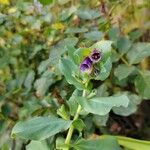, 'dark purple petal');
90,49,102,63
80,57,93,72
